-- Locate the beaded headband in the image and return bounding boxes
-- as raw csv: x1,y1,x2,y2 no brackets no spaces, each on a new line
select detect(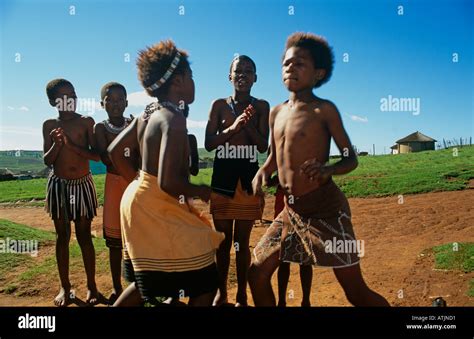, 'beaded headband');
146,51,182,91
